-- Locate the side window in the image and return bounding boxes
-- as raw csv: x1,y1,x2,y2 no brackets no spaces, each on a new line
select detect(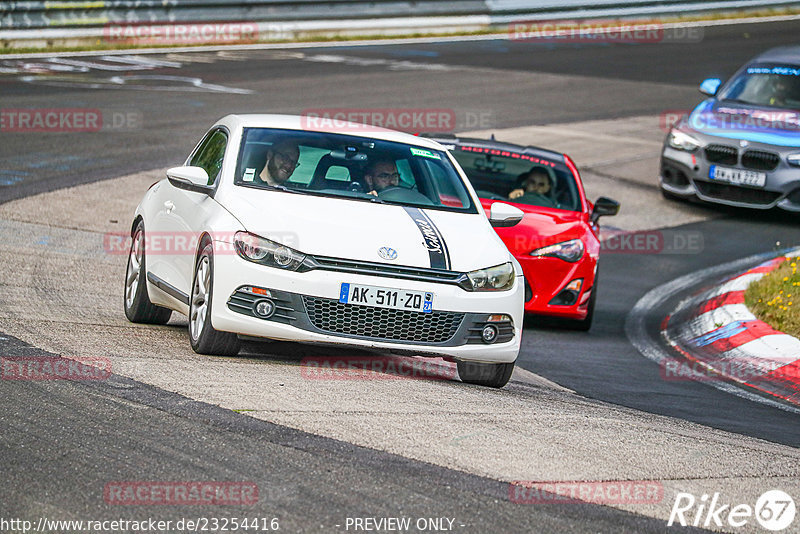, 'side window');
190,130,228,185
